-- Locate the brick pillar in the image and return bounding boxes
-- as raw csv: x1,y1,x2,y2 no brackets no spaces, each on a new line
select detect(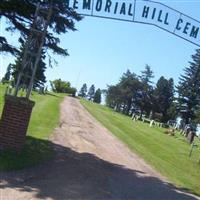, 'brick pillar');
0,95,35,151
